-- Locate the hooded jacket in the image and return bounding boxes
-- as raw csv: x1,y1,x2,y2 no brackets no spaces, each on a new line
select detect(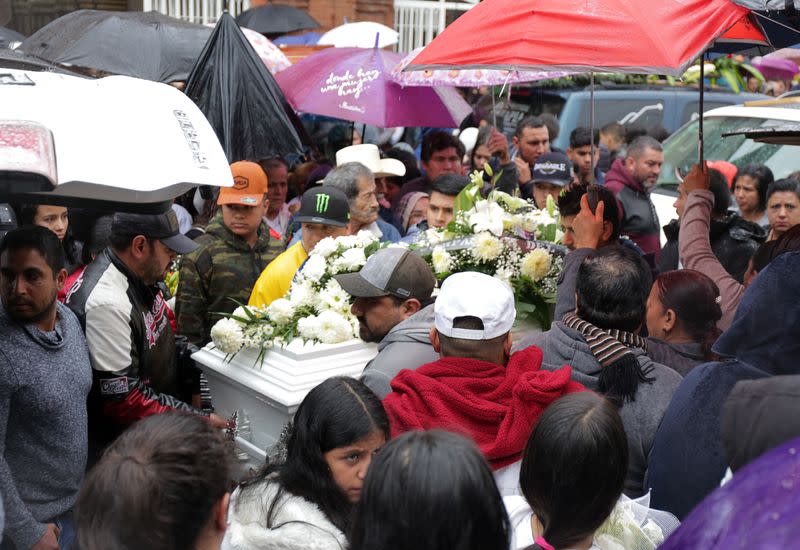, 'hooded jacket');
604,159,661,259
519,322,682,497
361,304,439,399
223,477,346,550
721,375,800,474
176,214,282,346
659,214,765,282
647,251,800,519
